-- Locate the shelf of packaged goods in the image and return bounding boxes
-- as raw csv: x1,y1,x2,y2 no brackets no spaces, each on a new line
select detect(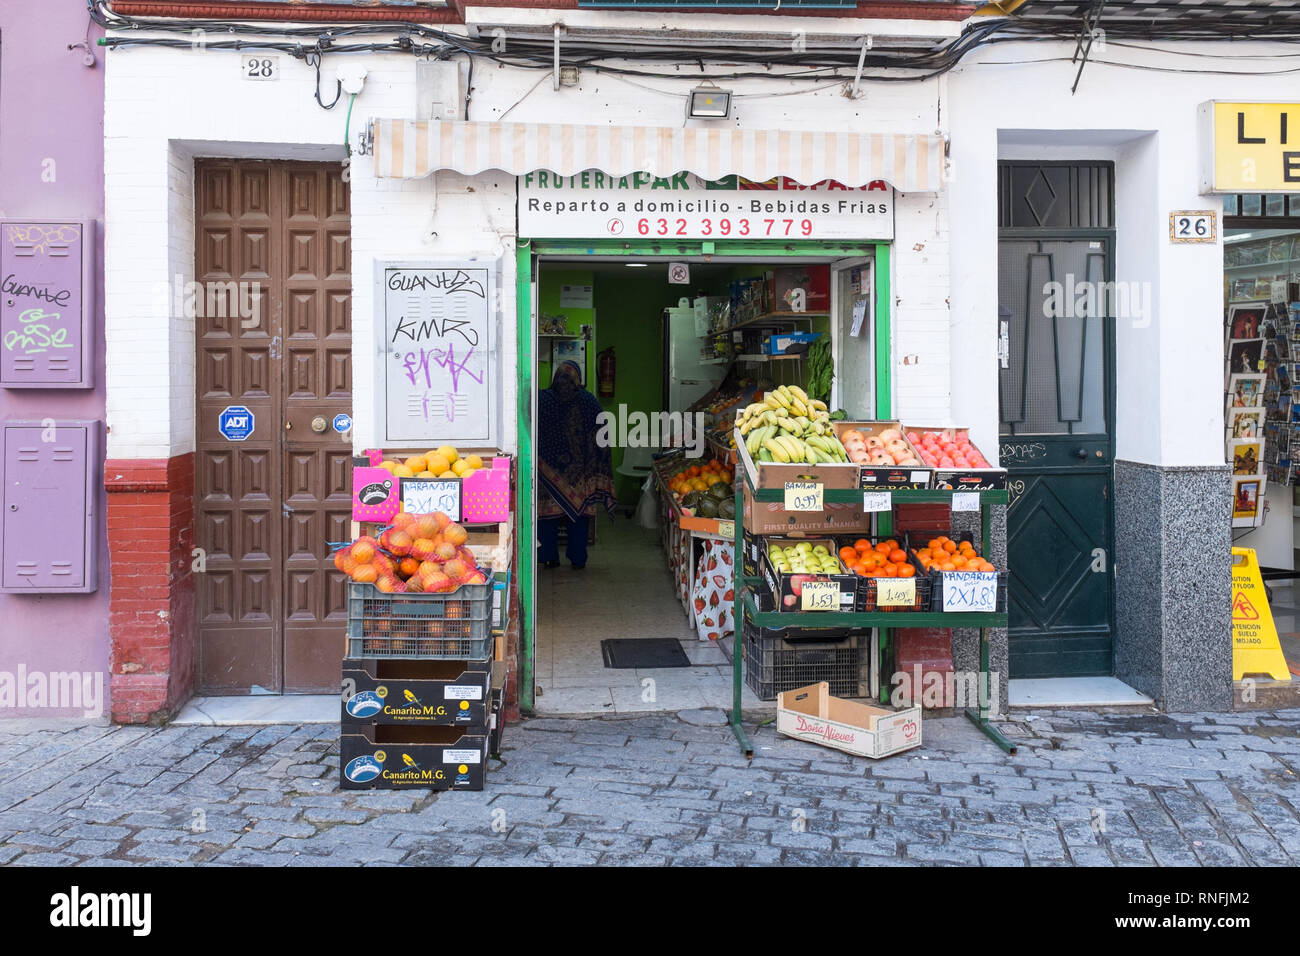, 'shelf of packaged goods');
701,311,827,339
737,353,803,362
739,585,1007,630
